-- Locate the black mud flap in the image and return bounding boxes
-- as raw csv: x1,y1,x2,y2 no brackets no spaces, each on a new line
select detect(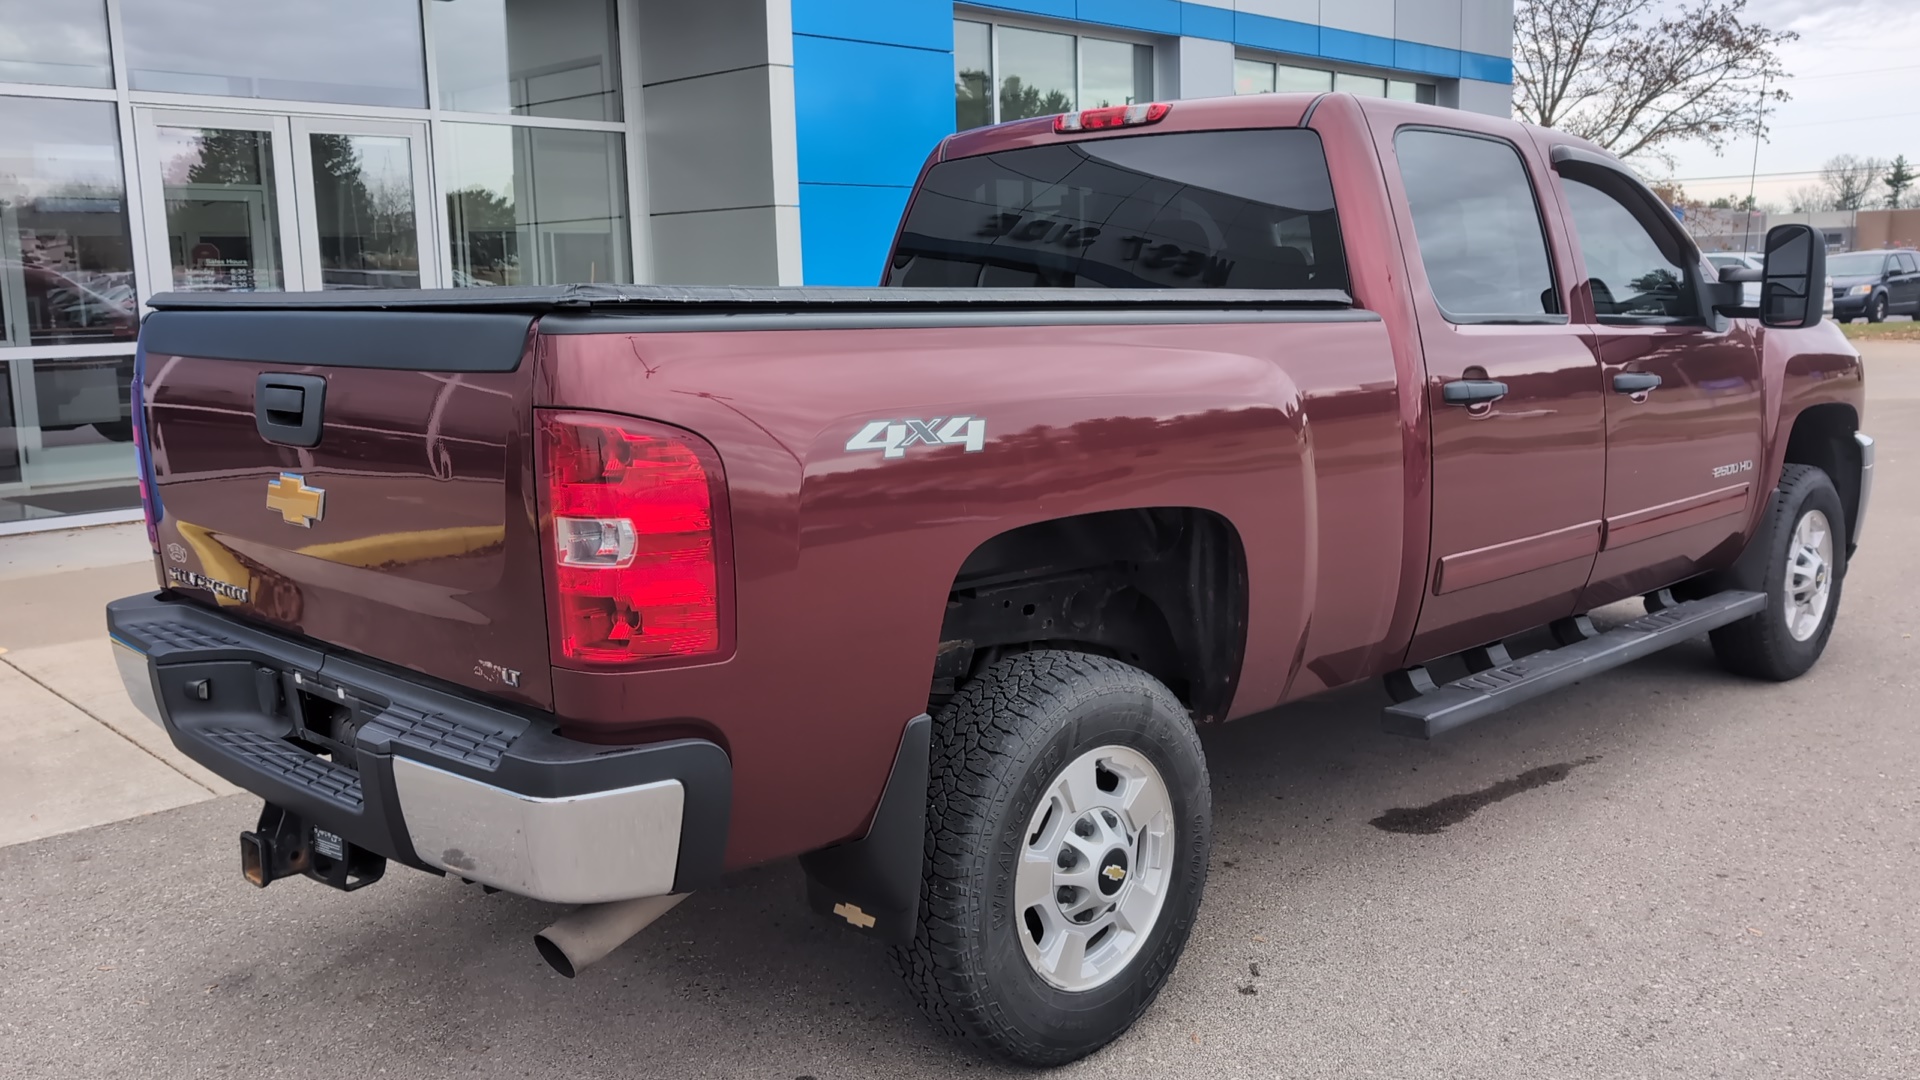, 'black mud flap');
798,714,930,946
